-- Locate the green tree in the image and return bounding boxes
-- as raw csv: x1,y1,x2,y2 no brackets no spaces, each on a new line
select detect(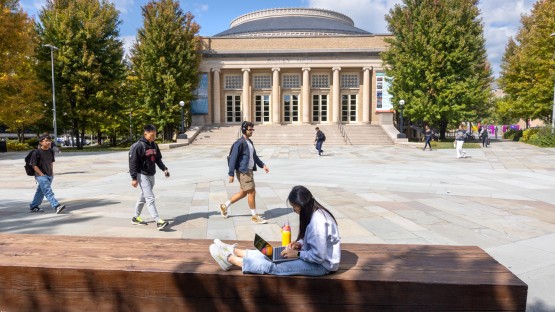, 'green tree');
382,0,493,138
130,0,201,141
0,0,47,141
36,0,125,148
498,0,555,127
